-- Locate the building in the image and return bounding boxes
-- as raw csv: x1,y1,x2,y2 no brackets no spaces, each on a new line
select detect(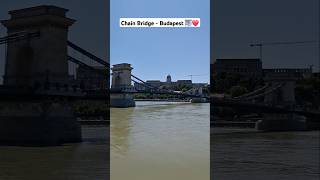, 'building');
193,83,209,88
263,68,312,79
134,82,146,91
166,74,172,83
134,75,208,91
176,80,193,87
212,58,313,80
212,58,263,78
145,80,161,88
